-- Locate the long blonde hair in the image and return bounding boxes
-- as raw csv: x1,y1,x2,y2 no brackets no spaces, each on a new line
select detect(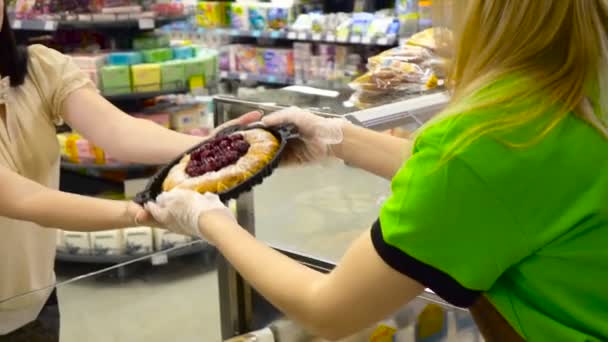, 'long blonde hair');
431,0,608,157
